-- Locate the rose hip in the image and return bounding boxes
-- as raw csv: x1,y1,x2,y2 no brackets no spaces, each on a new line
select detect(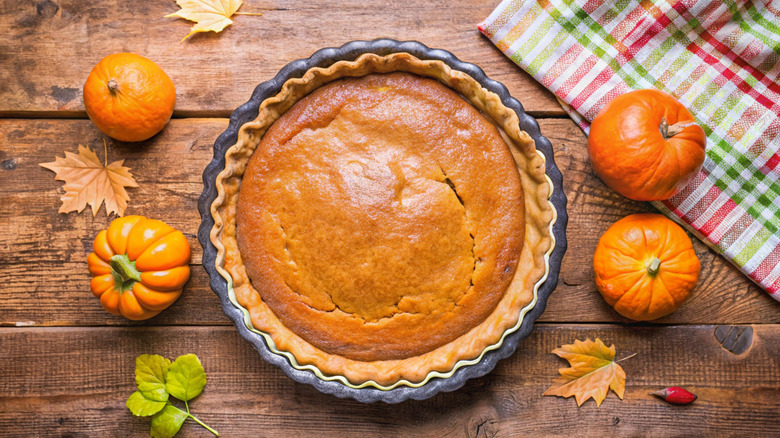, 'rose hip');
651,386,697,405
